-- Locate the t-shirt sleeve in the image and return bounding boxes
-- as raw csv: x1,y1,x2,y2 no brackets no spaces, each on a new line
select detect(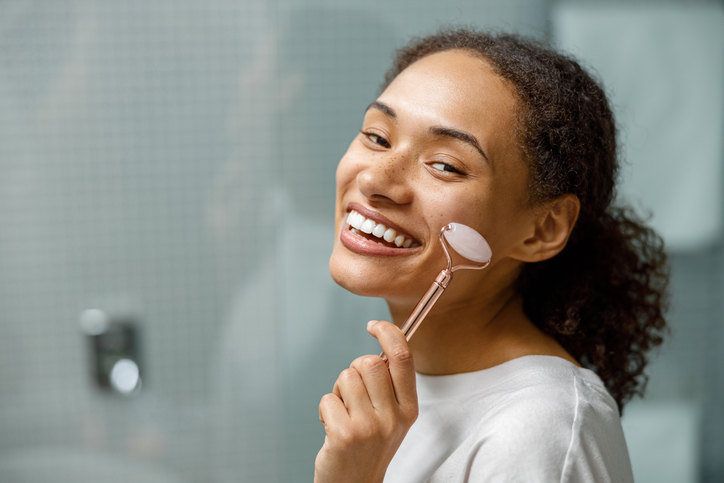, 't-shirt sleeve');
558,378,634,483
429,375,634,483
